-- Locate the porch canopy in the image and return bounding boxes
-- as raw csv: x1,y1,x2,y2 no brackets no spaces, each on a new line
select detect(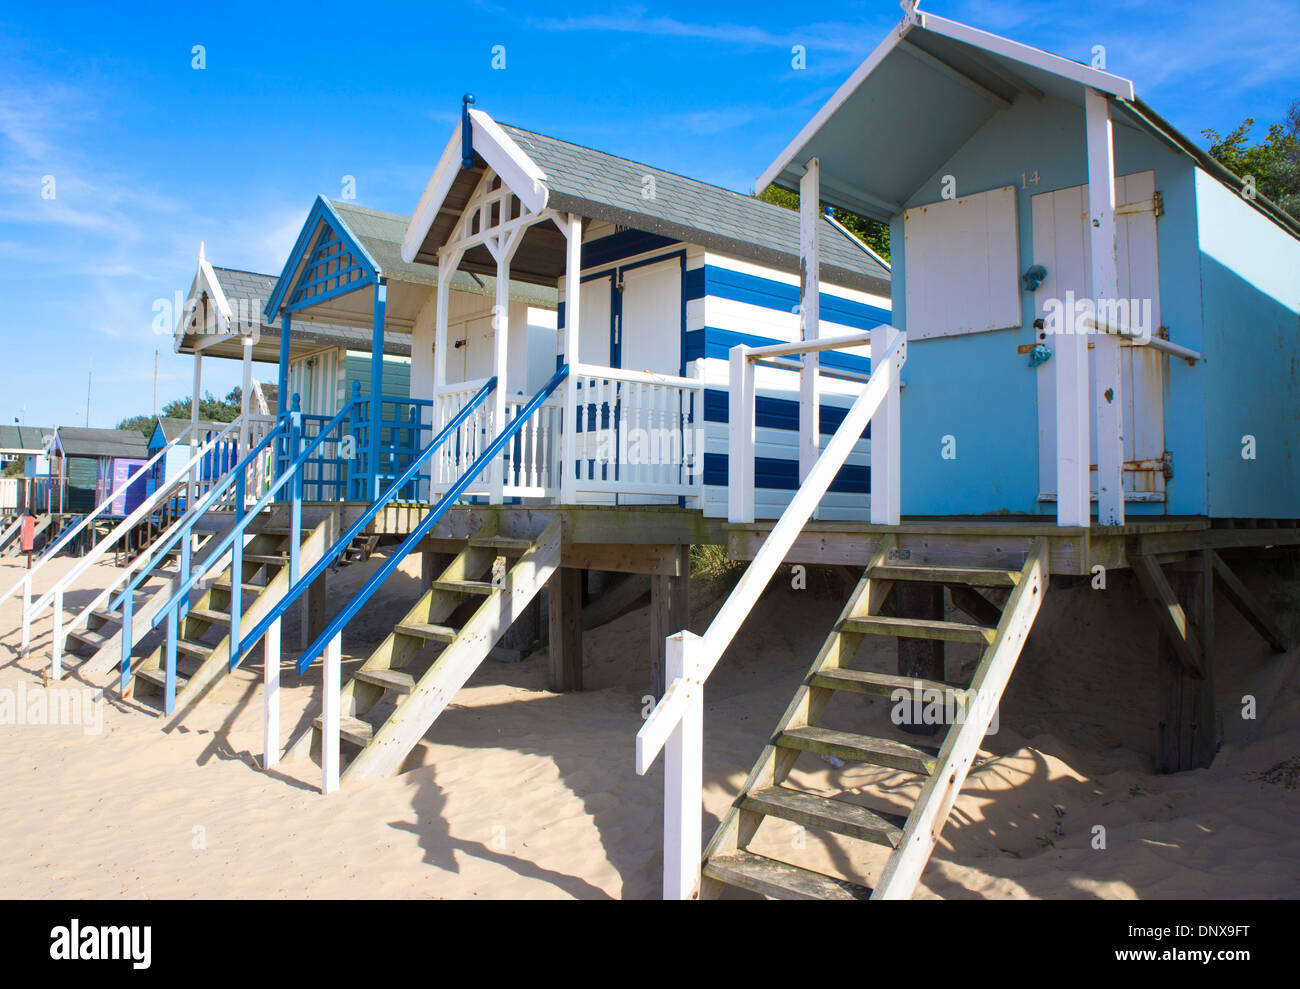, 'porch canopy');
757,2,1299,238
